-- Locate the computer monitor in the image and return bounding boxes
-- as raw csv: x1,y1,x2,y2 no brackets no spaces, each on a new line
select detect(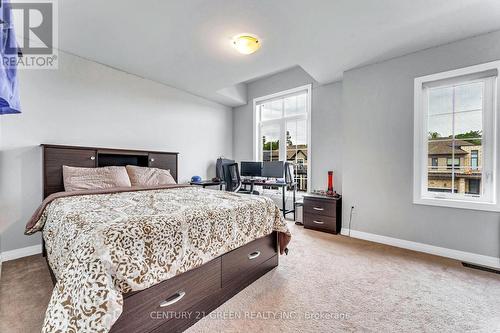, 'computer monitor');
240,161,262,177
262,161,284,178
